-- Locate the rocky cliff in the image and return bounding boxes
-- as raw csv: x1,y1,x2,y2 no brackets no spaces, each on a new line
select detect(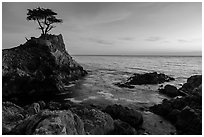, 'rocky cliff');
2,34,87,104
